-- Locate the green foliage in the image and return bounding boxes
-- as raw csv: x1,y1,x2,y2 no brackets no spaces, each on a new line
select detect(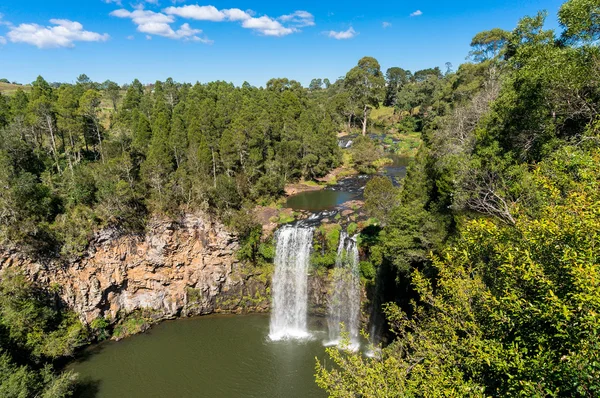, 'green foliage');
0,75,343,254
90,317,110,341
469,28,510,61
344,57,386,135
0,271,84,396
319,144,600,397
349,136,383,174
559,0,600,43
312,224,342,270
317,2,600,396
363,176,398,225
346,222,358,236
358,261,376,281
112,310,156,340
